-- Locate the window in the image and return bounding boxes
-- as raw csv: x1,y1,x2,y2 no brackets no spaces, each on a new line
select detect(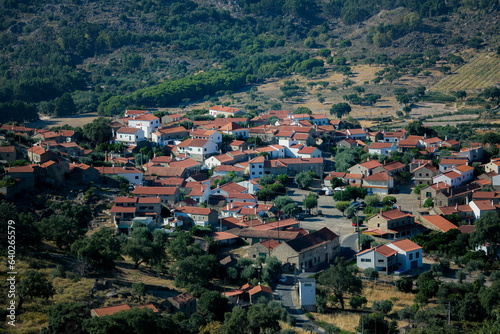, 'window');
361,258,371,262
135,176,139,179
409,254,413,260
378,259,384,263
416,252,420,258
129,136,131,140
198,148,201,152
